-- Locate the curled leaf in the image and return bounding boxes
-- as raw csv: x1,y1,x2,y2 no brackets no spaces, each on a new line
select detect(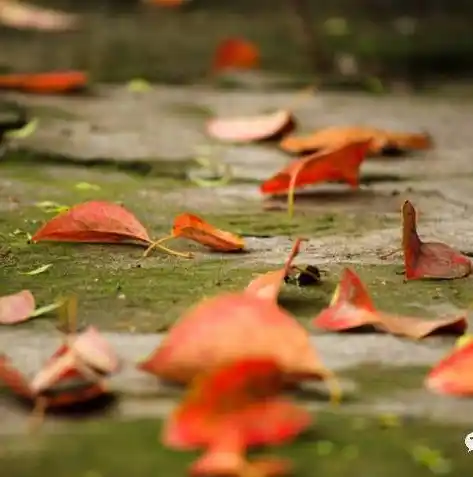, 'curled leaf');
206,110,295,144
313,267,467,339
172,213,244,252
261,140,371,218
245,238,304,301
402,200,471,280
280,126,433,157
